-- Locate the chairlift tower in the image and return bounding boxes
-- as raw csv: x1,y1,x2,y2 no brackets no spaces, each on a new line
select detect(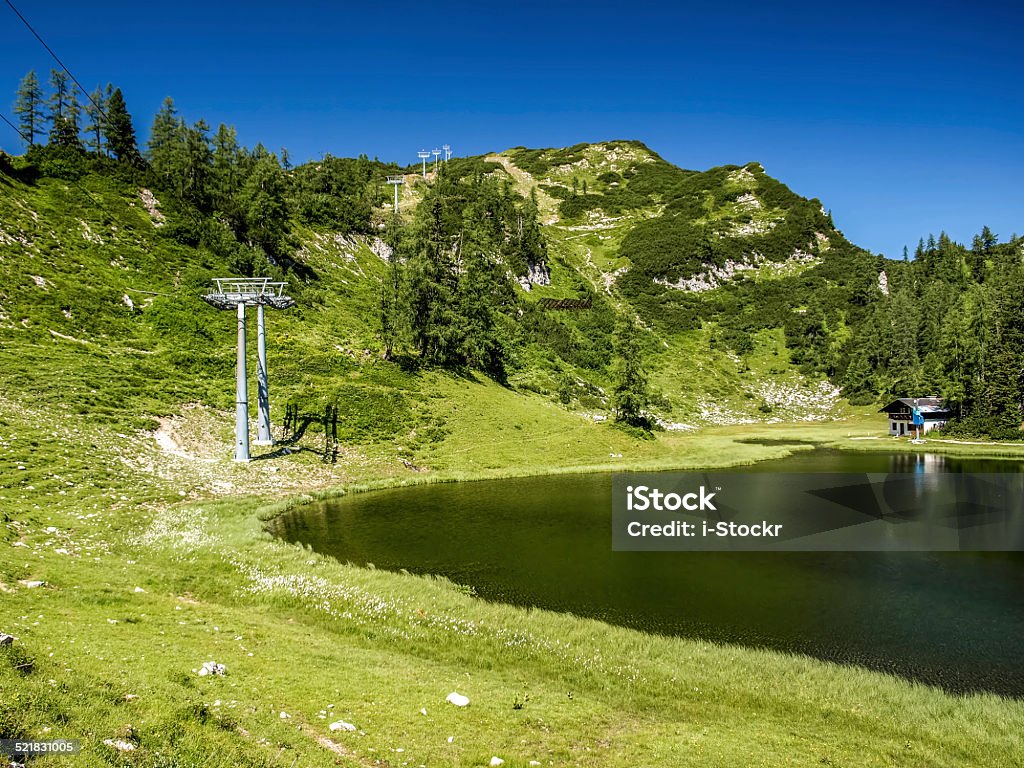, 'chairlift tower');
386,176,405,213
202,278,295,461
417,150,430,177
443,144,451,161
432,148,441,171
